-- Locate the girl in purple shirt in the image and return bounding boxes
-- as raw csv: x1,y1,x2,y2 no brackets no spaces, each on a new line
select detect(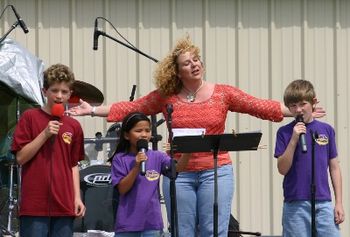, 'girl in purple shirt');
110,112,190,237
